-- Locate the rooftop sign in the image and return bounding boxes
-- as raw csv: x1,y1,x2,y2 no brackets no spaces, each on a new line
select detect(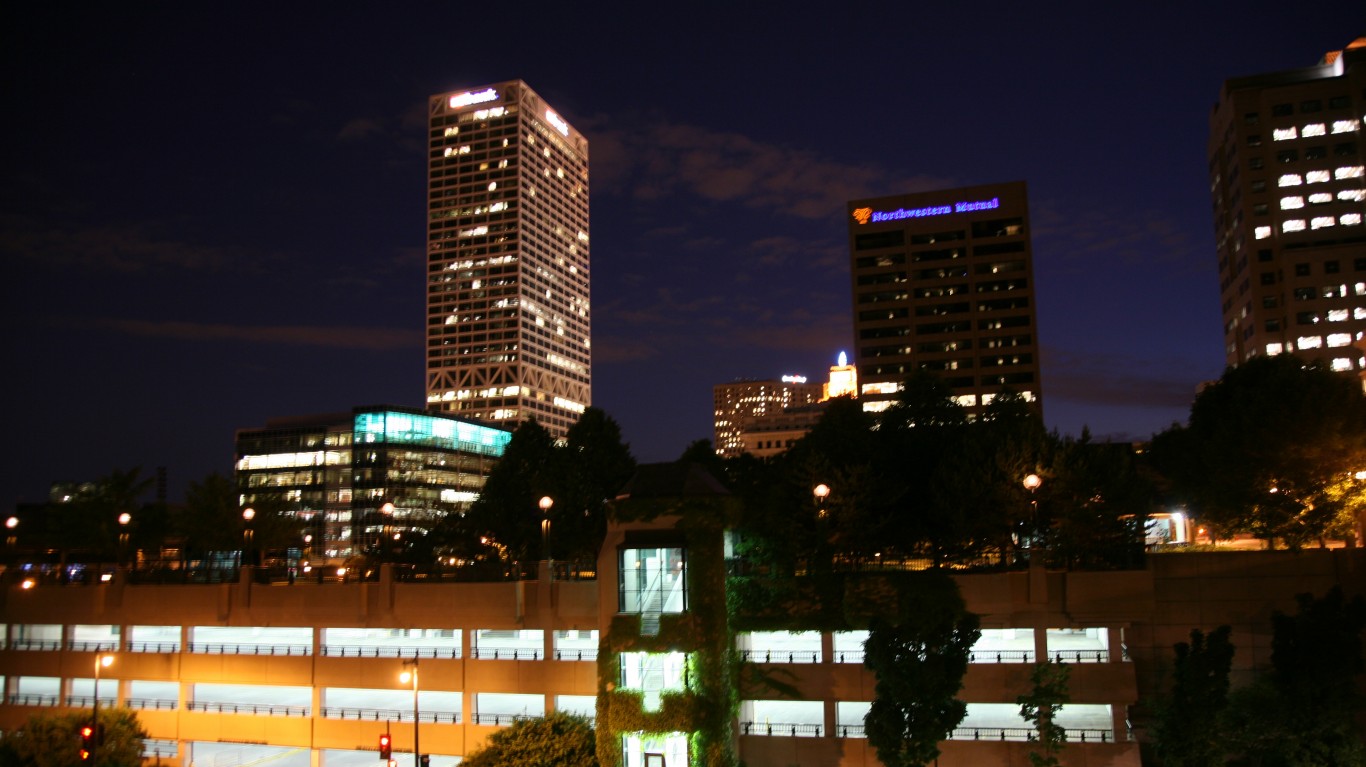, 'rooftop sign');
852,196,1000,225
449,88,499,109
